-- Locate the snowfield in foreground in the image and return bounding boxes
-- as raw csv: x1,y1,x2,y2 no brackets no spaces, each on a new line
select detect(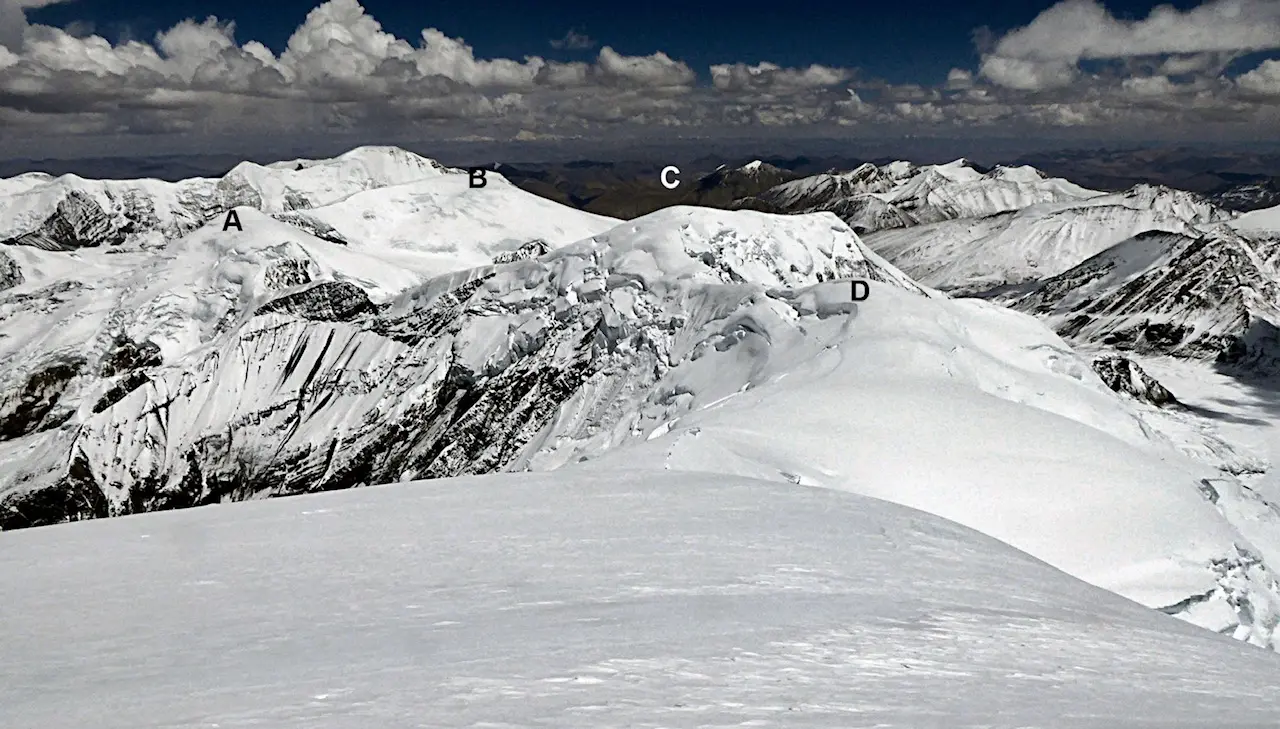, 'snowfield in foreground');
4,470,1280,729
